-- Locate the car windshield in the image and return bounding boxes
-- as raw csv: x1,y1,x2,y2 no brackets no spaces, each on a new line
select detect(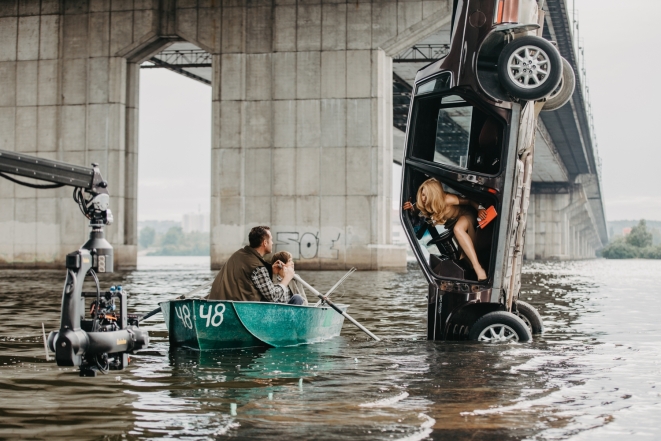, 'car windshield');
408,94,504,175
